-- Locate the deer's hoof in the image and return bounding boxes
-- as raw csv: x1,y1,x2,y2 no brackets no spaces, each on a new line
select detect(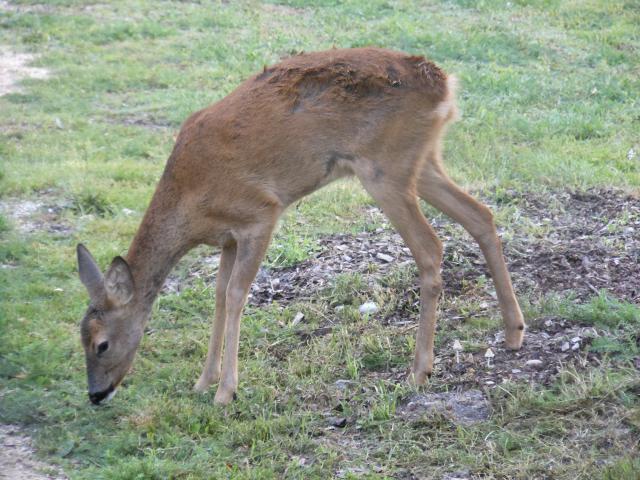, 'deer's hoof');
194,378,212,393
408,369,432,386
194,371,220,392
505,325,525,350
214,387,236,405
